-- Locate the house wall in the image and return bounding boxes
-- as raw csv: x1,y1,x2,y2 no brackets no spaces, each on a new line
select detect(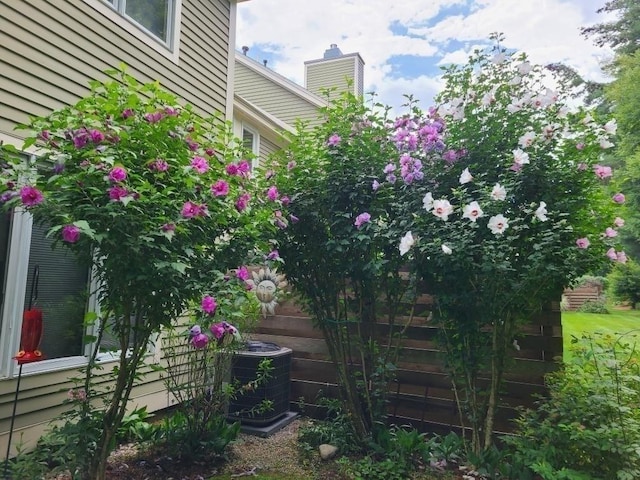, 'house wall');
0,0,235,456
235,61,324,128
0,0,232,146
